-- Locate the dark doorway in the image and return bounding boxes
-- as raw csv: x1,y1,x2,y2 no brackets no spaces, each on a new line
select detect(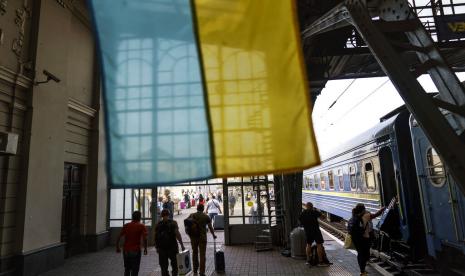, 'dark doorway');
379,147,397,206
61,163,83,257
